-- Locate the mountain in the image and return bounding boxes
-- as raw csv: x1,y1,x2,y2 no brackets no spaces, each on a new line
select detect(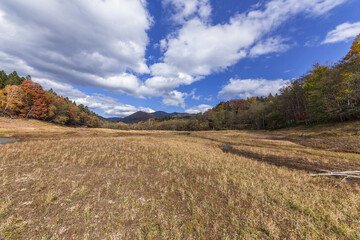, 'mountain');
106,117,123,122
120,111,154,123
169,112,193,118
169,112,180,117
108,111,195,124
152,111,170,118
